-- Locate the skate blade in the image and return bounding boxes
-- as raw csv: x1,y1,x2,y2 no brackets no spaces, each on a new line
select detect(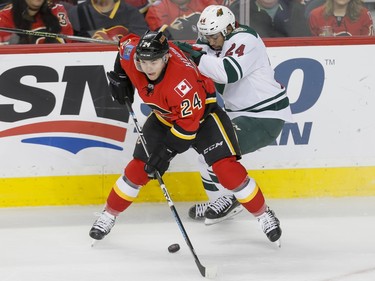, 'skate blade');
275,239,281,248
91,239,97,247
